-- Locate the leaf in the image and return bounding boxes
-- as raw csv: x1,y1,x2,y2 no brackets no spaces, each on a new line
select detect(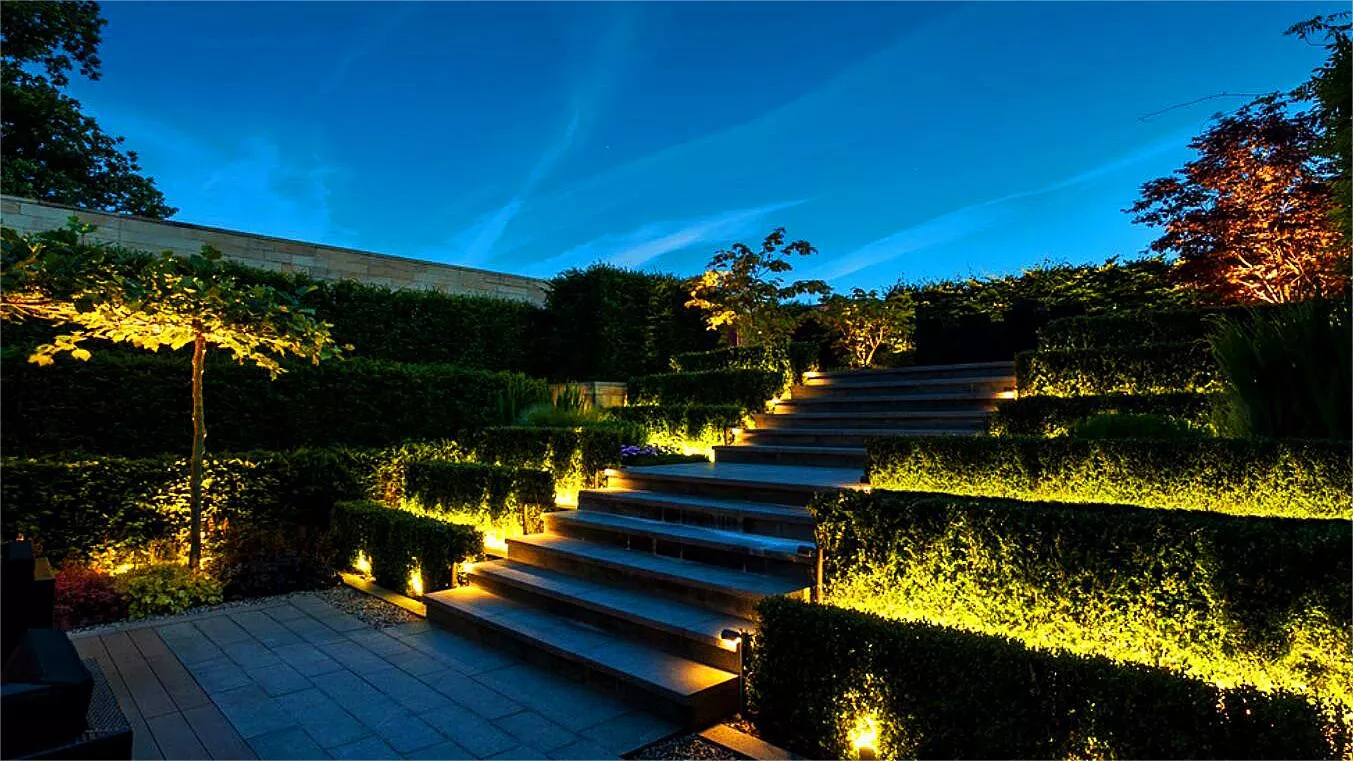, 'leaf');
70,348,92,361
